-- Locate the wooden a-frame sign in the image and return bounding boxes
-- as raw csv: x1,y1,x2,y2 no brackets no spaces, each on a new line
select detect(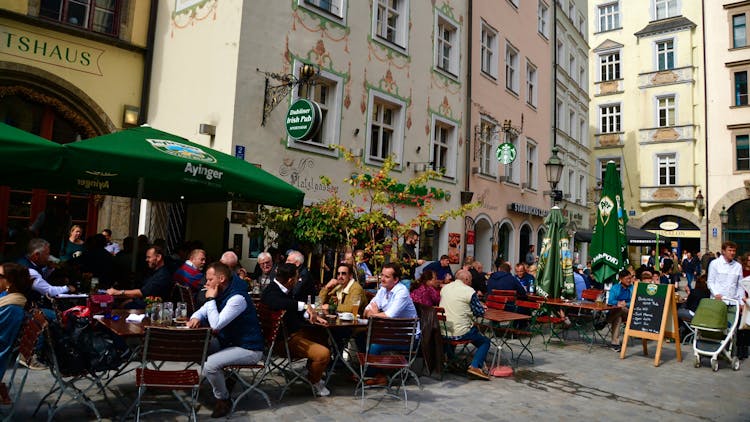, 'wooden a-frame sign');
620,282,682,366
